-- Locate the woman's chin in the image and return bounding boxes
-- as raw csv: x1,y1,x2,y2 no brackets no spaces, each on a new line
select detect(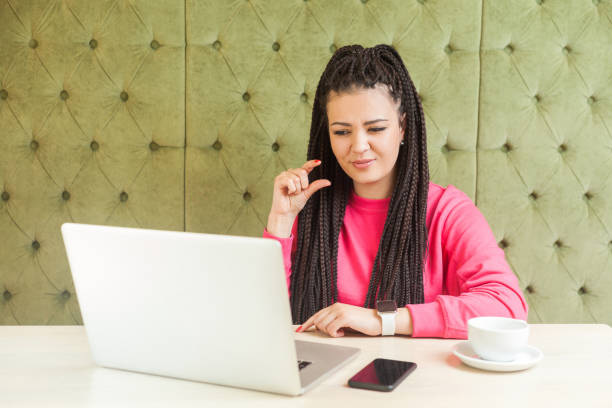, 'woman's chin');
350,174,380,185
